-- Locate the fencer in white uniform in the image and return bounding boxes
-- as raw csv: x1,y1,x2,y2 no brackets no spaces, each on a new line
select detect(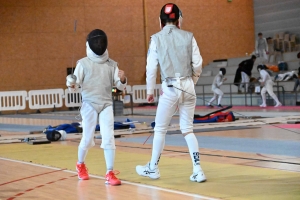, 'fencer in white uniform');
66,29,127,185
136,3,206,183
257,65,282,108
207,68,227,108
